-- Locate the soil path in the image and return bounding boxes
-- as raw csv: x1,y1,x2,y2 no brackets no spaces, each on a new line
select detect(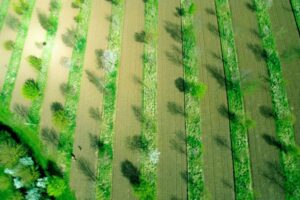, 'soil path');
9,0,50,112
111,0,144,199
69,0,111,199
39,0,78,131
0,0,19,91
195,0,235,199
229,0,284,199
268,0,300,145
157,0,187,199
